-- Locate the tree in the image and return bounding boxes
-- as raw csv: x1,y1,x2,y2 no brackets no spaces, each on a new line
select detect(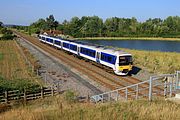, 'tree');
81,16,103,37
46,15,59,30
104,17,119,36
0,21,3,27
